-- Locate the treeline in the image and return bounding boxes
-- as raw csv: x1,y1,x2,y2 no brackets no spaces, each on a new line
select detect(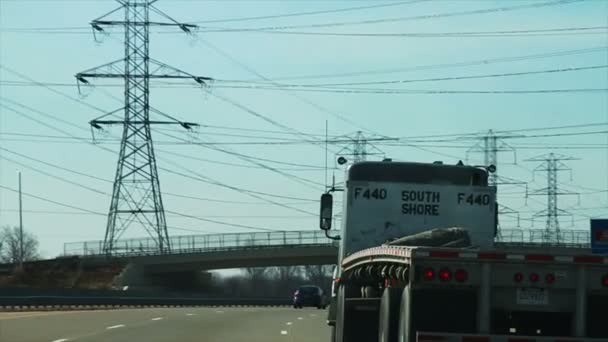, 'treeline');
205,265,334,298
